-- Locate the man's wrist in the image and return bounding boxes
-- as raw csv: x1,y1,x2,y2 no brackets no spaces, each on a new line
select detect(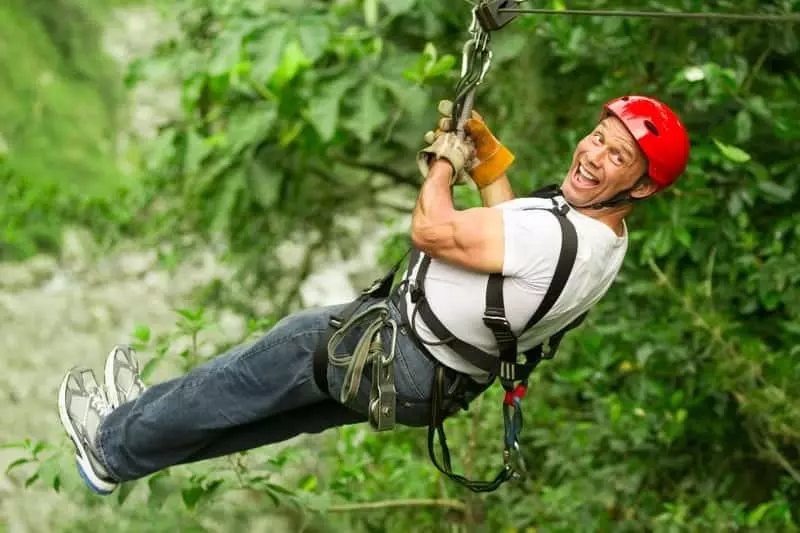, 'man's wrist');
429,158,455,179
